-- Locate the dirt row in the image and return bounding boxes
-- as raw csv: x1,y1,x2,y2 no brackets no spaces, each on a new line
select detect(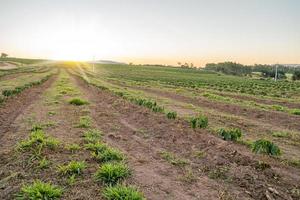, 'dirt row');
130,87,300,132
75,75,300,200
